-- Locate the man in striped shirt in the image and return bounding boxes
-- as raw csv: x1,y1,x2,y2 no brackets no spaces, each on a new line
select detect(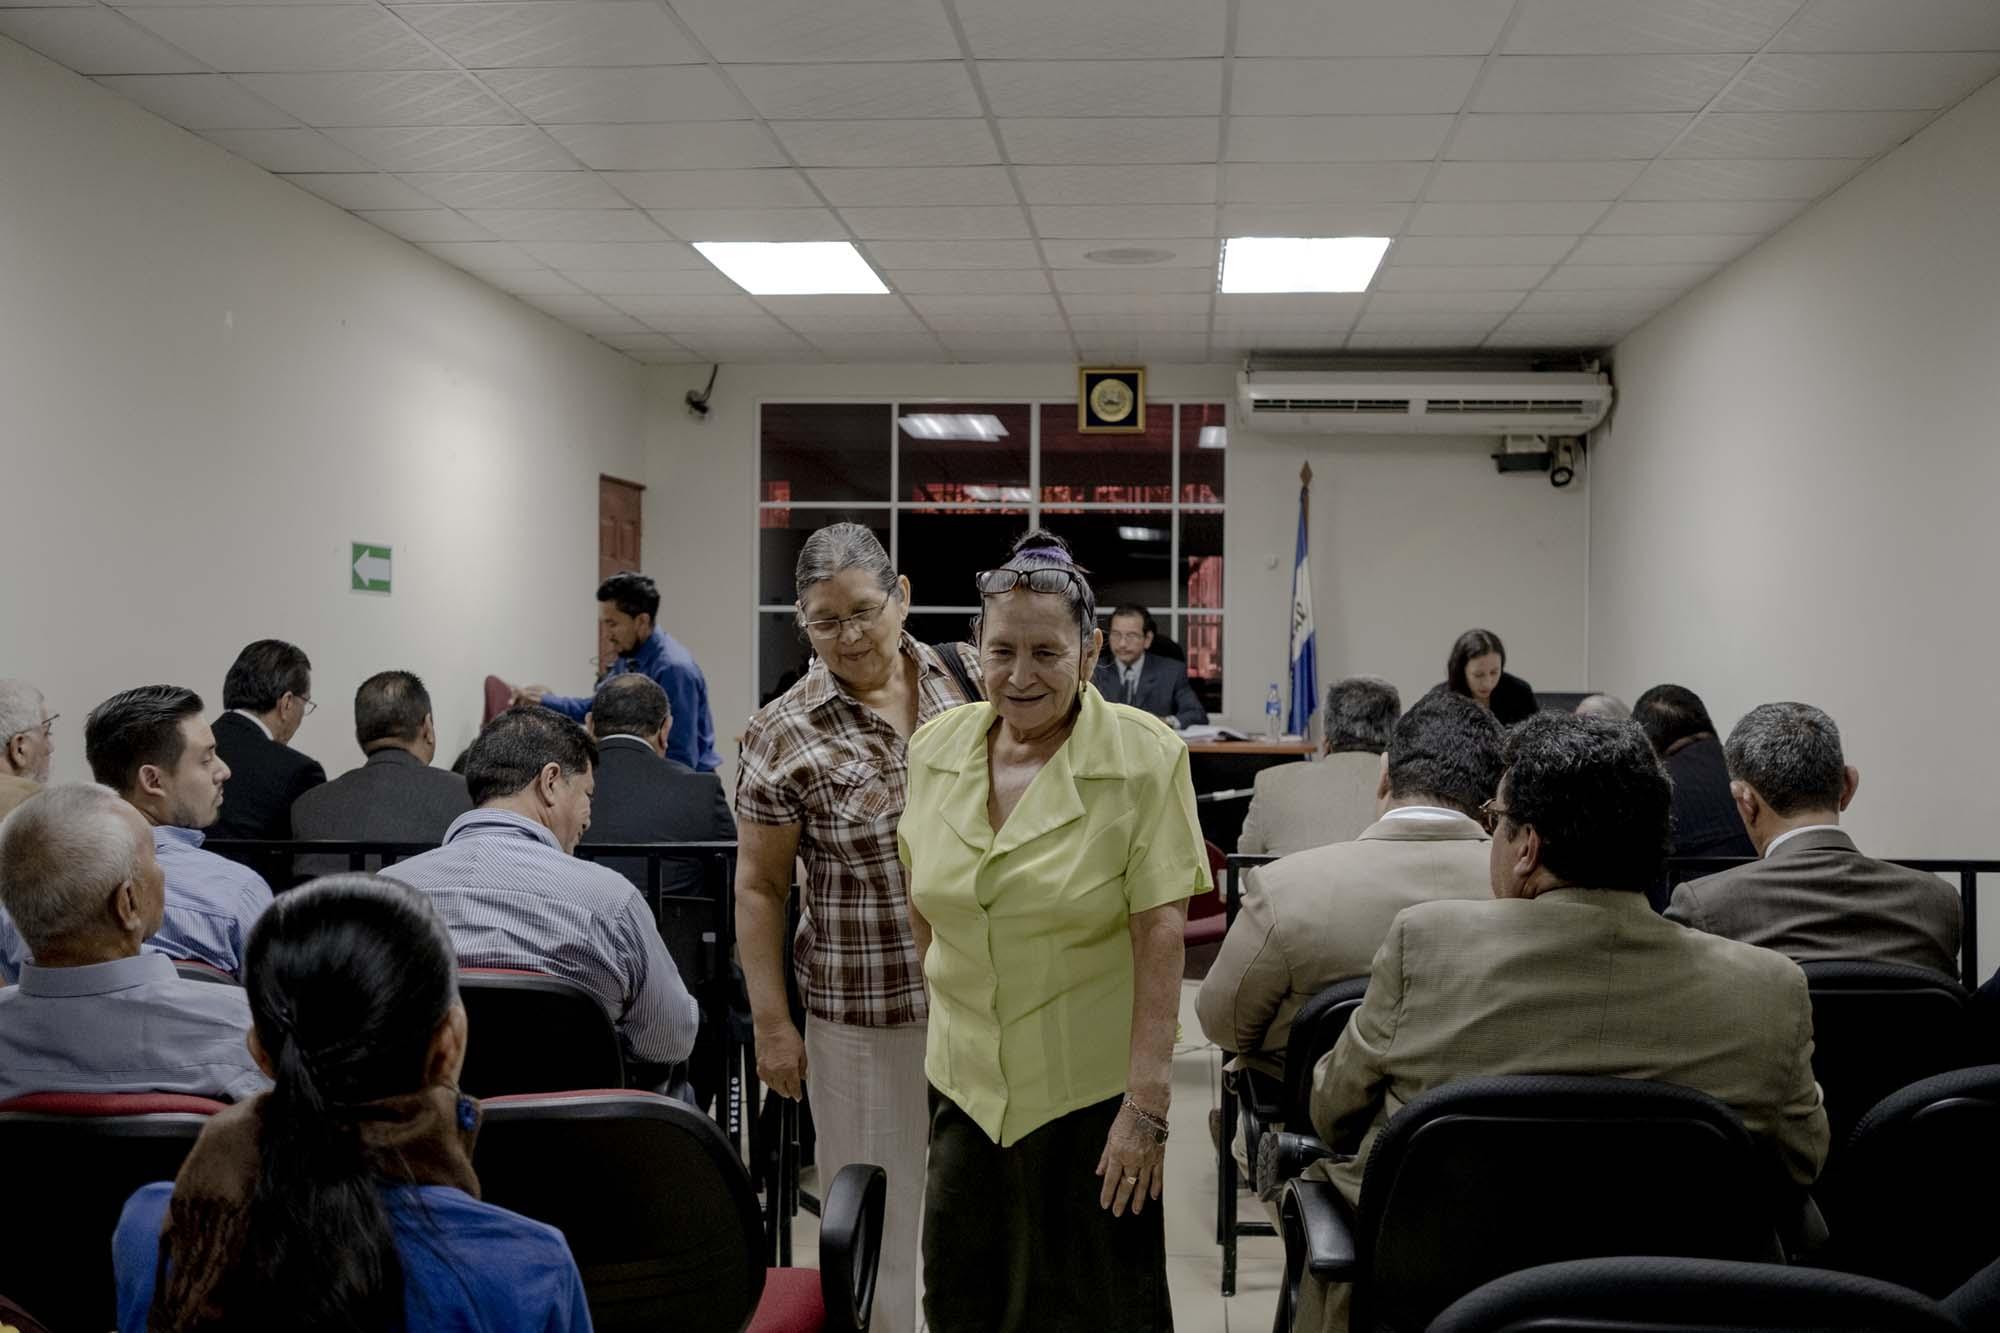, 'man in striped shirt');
388,707,698,1068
